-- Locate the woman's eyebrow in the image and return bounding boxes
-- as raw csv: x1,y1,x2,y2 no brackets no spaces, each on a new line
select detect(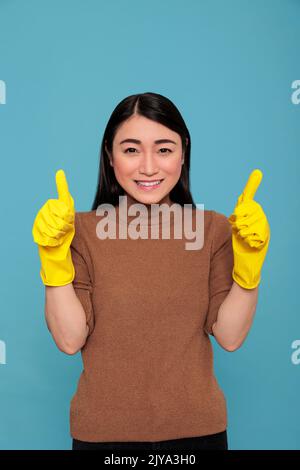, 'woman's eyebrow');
119,138,177,145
